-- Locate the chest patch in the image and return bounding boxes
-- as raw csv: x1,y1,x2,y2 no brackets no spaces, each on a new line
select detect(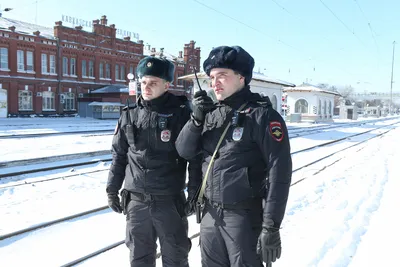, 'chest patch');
161,129,171,142
232,127,244,141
